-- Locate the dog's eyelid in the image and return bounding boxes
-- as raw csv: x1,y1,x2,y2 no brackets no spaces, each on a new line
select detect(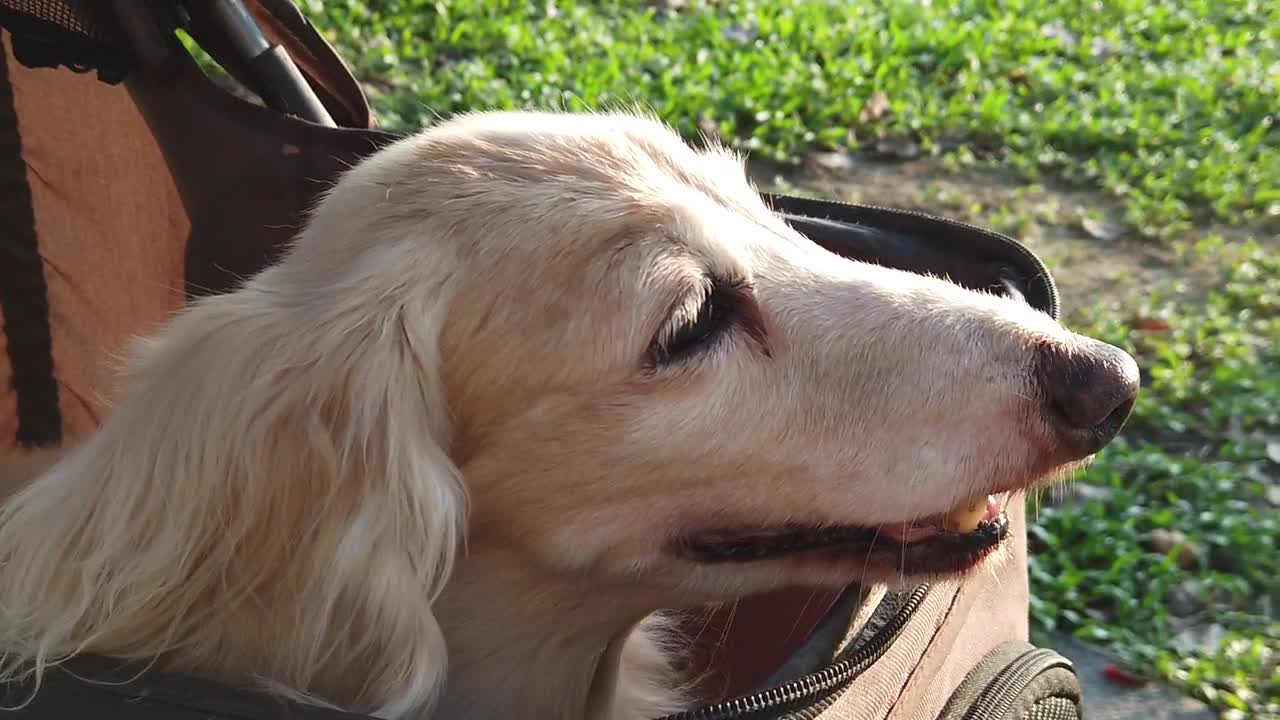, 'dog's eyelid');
645,271,762,369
